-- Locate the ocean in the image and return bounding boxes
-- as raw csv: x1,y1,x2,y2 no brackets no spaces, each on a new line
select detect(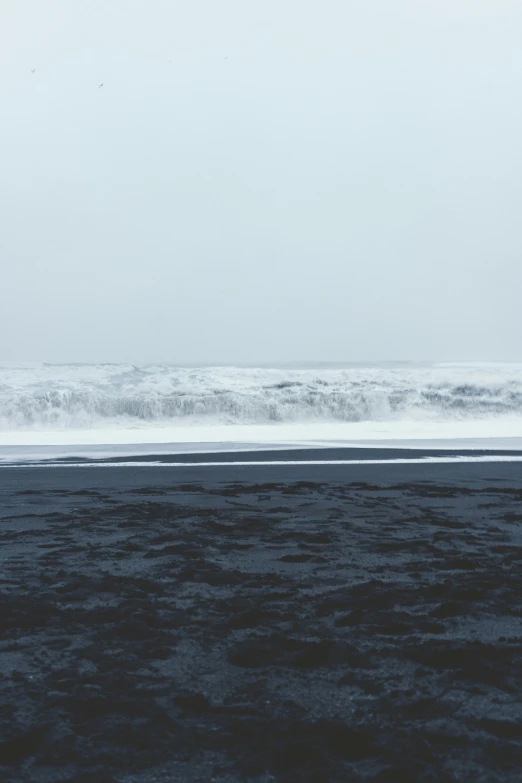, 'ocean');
1,361,522,463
